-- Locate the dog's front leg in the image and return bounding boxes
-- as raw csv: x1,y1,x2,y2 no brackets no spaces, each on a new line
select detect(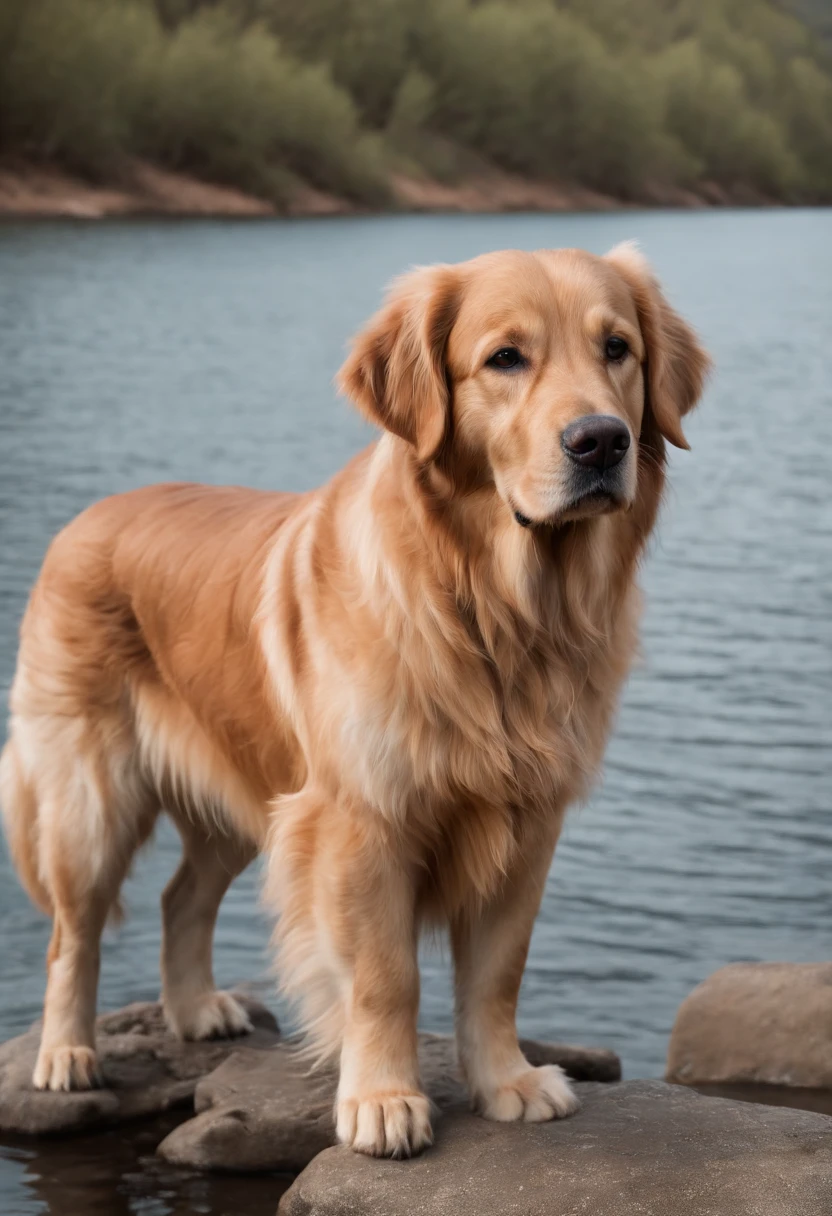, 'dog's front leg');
269,790,432,1156
327,813,431,1158
451,821,579,1123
